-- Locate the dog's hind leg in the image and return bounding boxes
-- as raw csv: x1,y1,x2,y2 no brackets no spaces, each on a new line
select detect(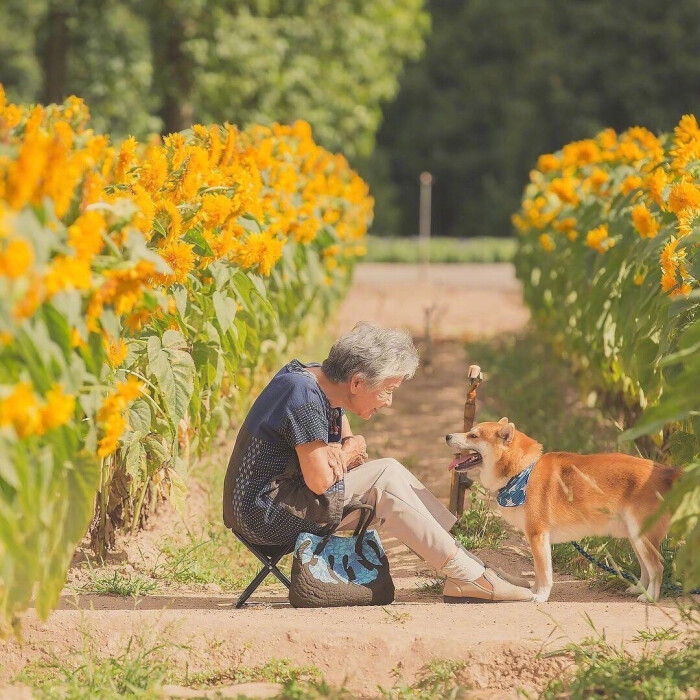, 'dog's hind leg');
627,512,665,602
624,512,650,595
528,530,552,603
625,535,650,595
